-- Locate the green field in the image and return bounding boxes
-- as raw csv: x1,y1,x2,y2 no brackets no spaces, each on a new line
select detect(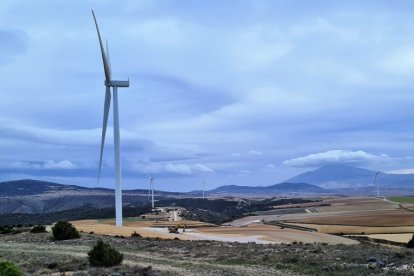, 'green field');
389,196,414,203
